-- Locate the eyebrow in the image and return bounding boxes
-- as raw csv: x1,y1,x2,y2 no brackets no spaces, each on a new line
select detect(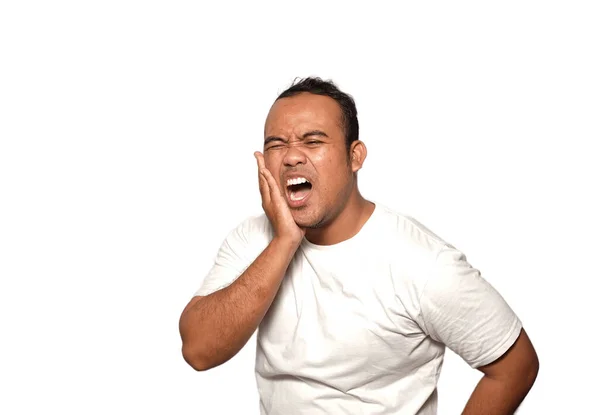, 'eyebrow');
264,136,286,146
264,130,329,146
302,130,329,139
